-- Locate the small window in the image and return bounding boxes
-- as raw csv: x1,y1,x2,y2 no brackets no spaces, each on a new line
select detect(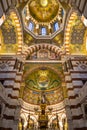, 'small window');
28,22,34,31
54,22,59,32
23,8,27,15
41,27,46,35
61,9,64,17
